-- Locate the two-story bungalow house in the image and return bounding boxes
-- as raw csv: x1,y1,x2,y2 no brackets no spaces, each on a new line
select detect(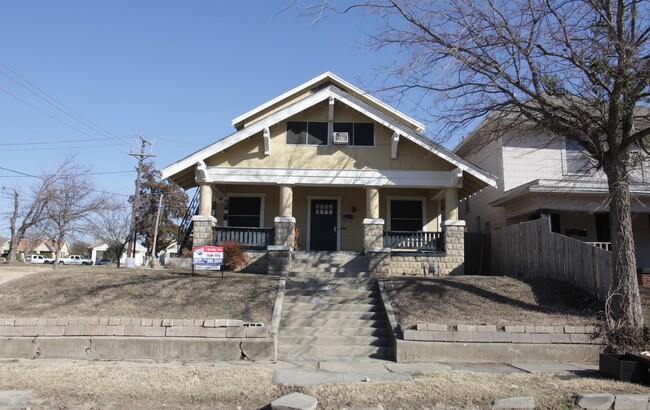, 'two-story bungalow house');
455,119,650,269
162,72,497,275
